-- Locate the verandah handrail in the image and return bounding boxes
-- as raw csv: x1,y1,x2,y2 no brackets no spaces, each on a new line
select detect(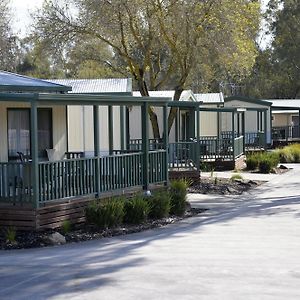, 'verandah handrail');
0,150,168,205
